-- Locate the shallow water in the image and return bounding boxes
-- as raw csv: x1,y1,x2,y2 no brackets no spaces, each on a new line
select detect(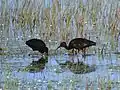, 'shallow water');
0,52,120,90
